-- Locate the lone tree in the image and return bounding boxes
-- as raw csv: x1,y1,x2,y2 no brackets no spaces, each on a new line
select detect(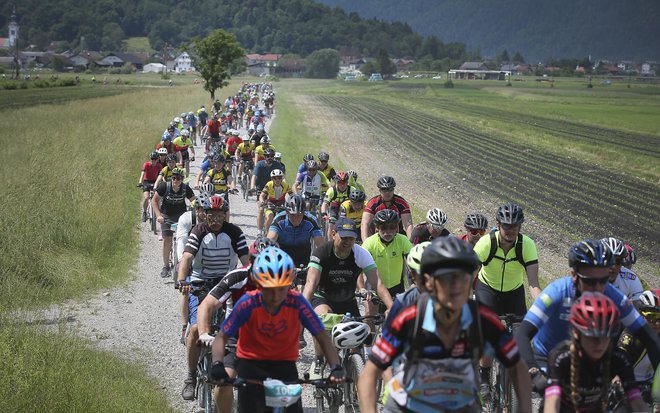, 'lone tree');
304,48,339,79
188,29,244,101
